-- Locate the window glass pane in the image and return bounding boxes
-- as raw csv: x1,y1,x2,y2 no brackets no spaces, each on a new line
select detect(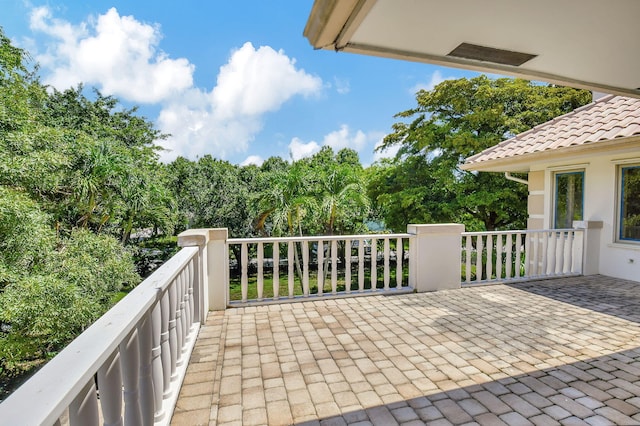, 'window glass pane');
554,172,584,228
621,166,640,241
